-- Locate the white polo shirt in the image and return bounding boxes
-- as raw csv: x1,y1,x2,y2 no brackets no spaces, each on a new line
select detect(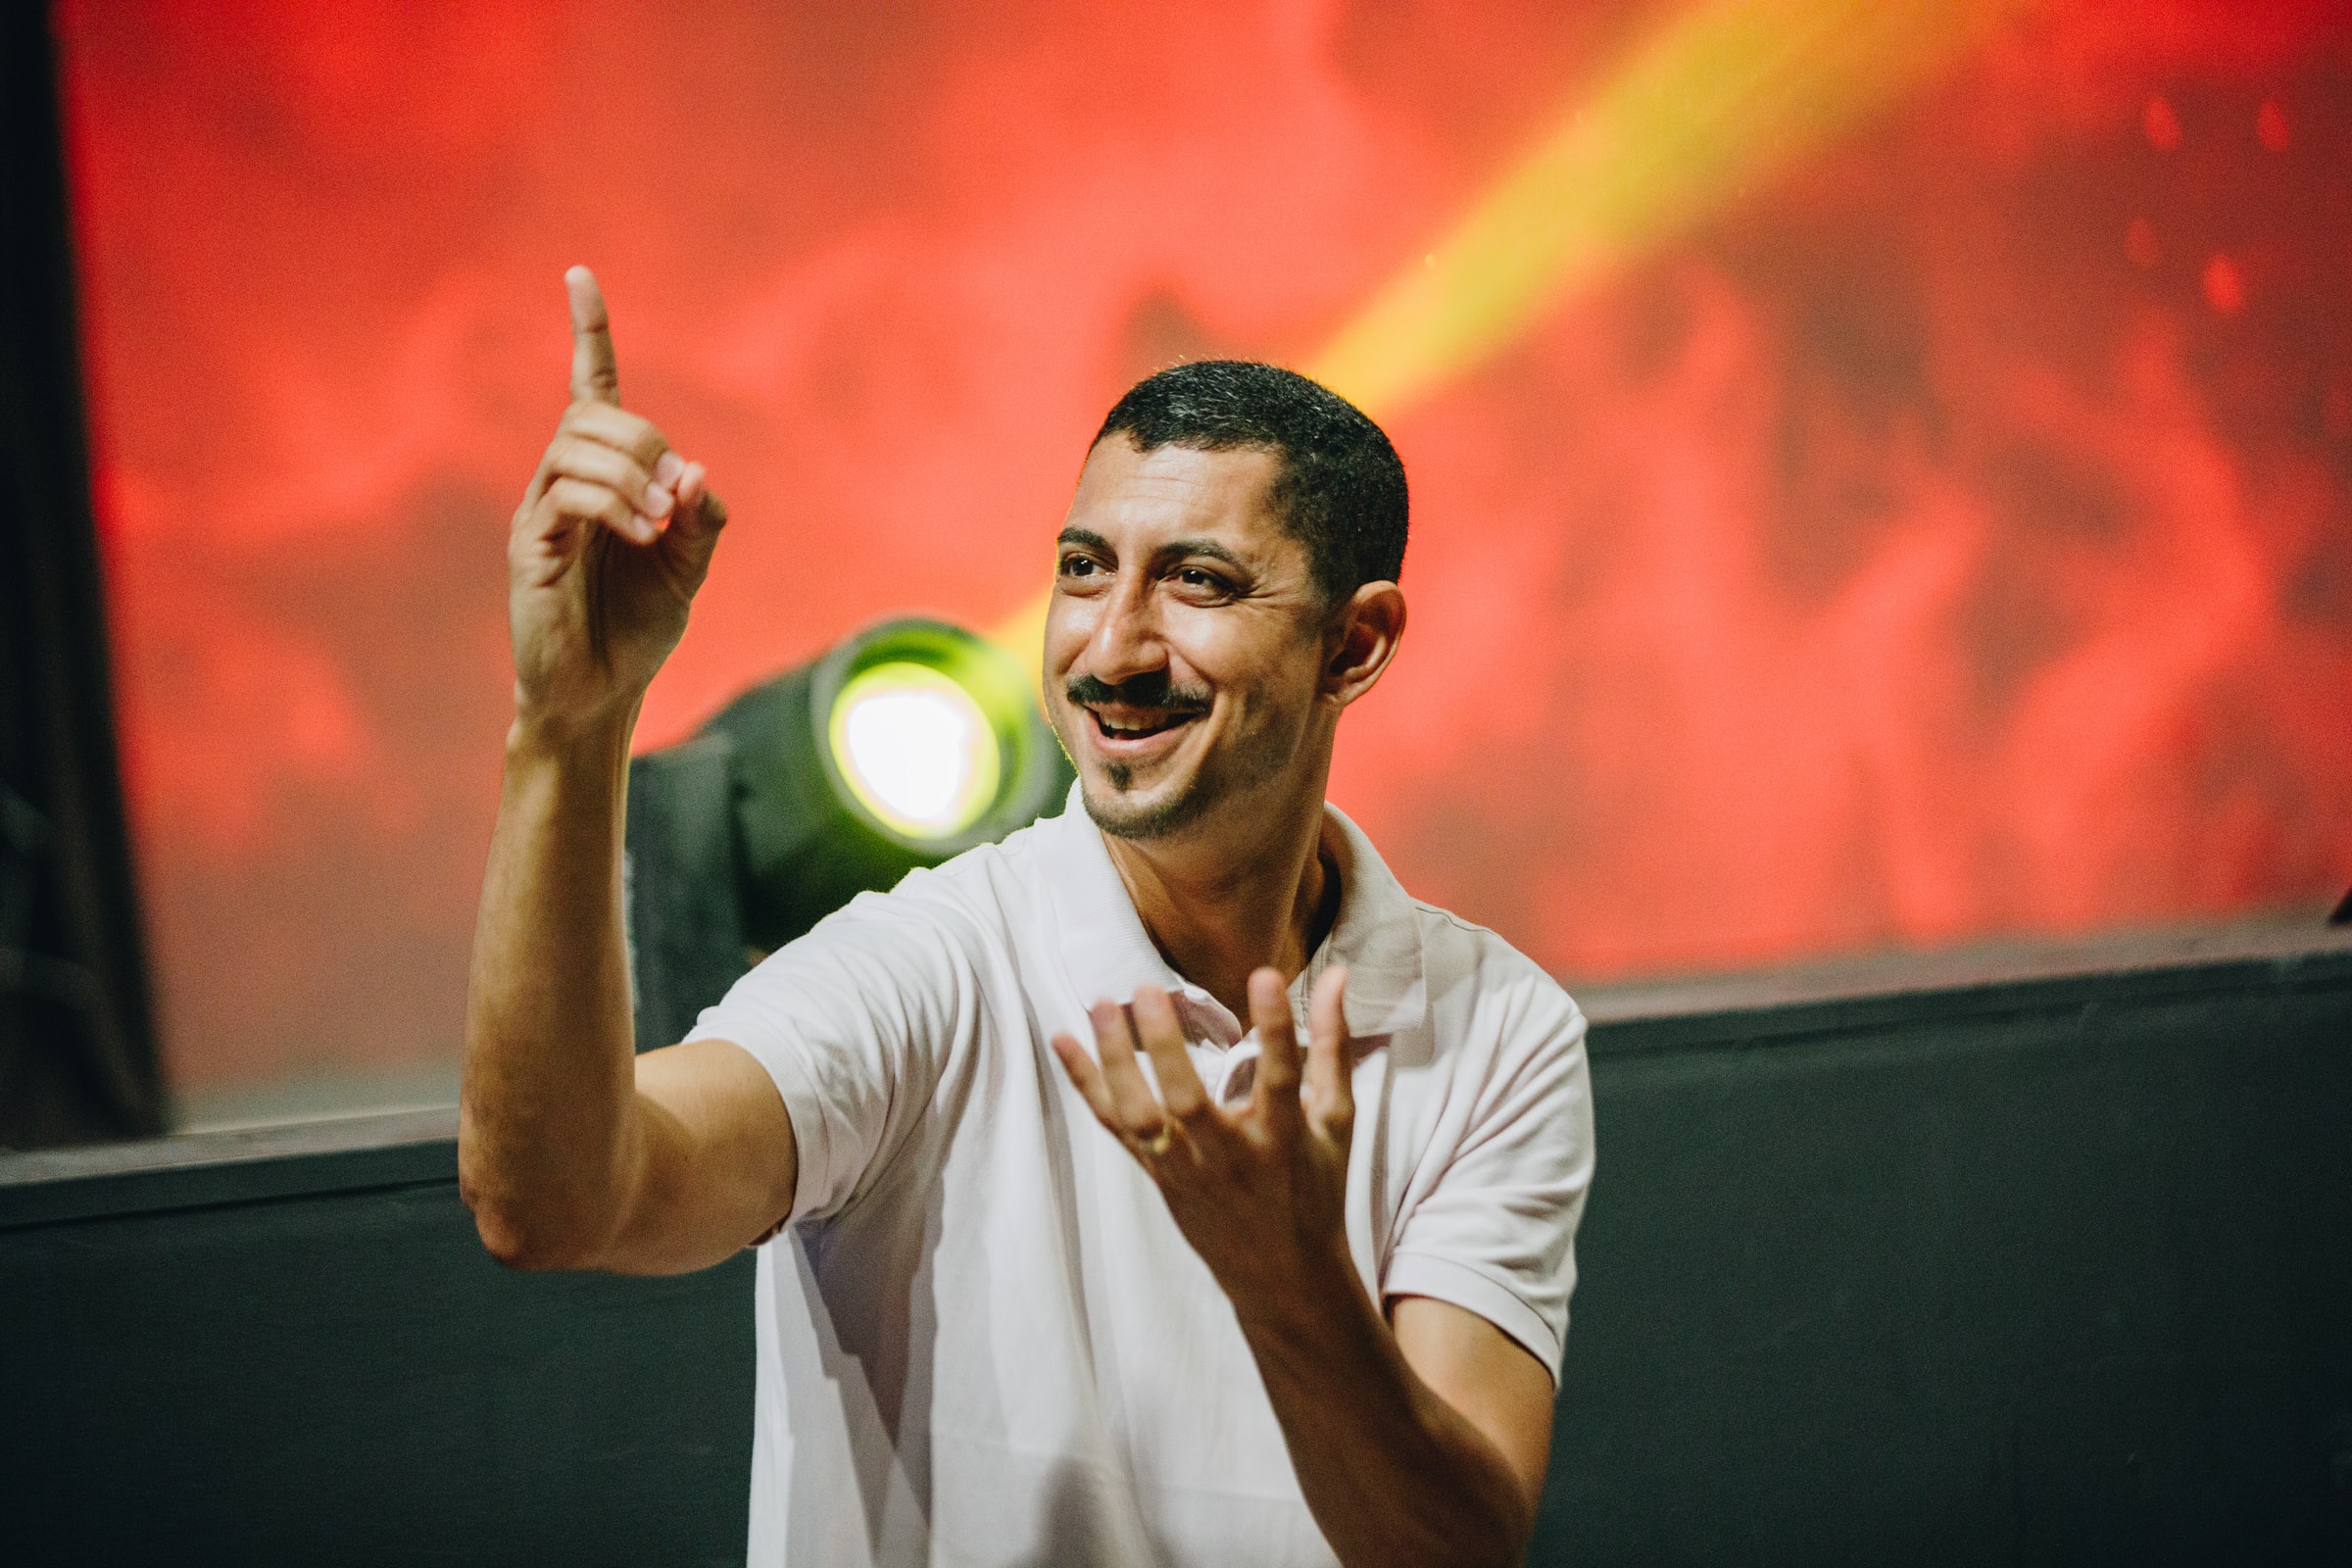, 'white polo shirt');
686,790,1593,1567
